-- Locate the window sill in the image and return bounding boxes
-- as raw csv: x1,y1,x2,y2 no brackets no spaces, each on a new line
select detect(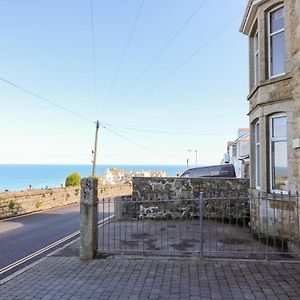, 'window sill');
247,73,292,100
270,189,288,195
